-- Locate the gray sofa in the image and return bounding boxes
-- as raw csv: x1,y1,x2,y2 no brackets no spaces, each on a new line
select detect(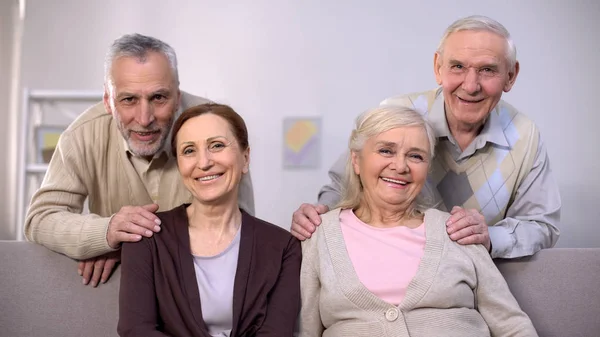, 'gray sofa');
0,241,598,337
